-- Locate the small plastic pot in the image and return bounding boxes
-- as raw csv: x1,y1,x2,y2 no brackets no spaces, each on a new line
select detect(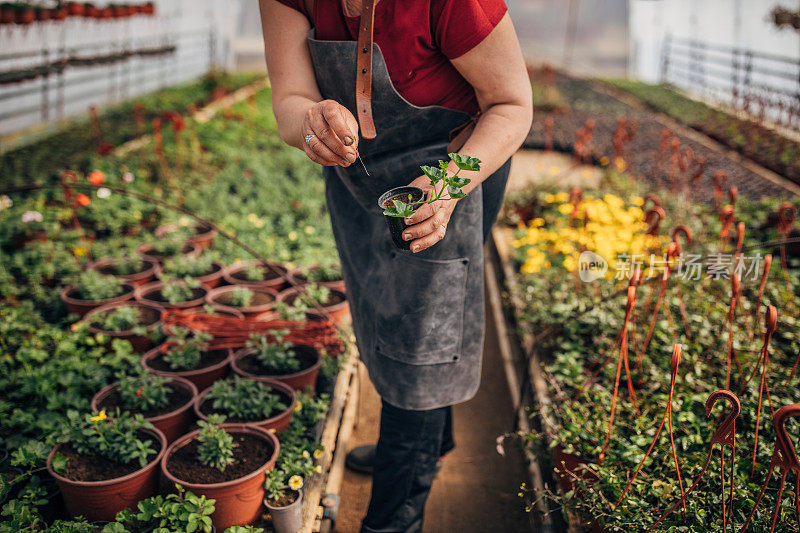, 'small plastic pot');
277,286,349,324
265,488,303,533
231,344,321,393
134,281,208,311
135,241,200,265
193,378,296,433
222,261,288,292
154,222,217,250
377,186,424,250
141,344,231,392
205,285,278,319
88,256,161,287
59,283,135,318
83,301,163,353
161,424,279,531
46,428,167,522
91,376,198,444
